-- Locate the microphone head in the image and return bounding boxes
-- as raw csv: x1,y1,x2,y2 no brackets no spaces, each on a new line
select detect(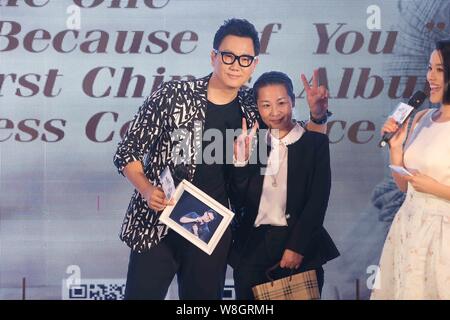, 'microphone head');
408,90,427,108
